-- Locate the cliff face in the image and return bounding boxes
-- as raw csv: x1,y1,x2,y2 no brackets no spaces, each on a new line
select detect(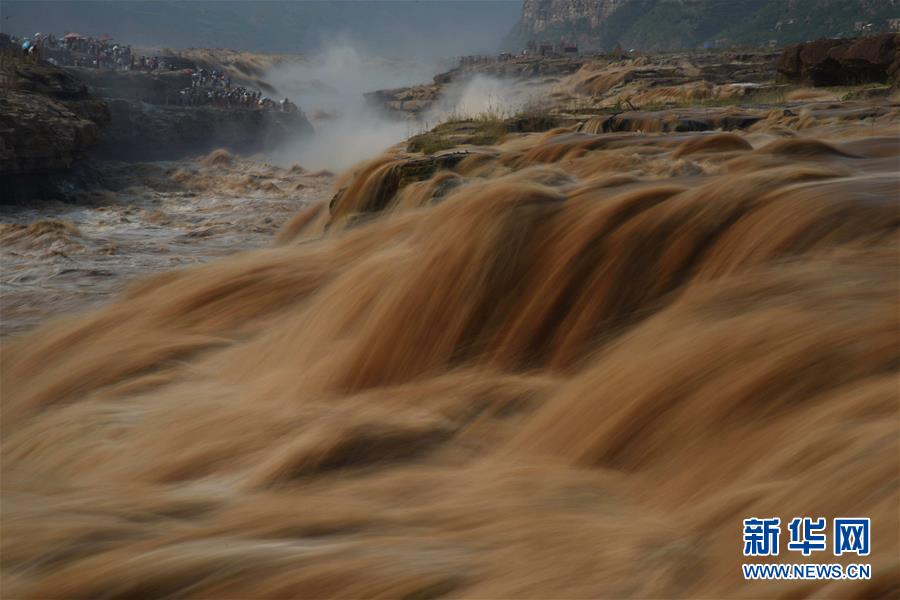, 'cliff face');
94,100,314,161
520,0,626,34
508,0,900,52
70,68,193,105
0,61,110,177
1,59,314,201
